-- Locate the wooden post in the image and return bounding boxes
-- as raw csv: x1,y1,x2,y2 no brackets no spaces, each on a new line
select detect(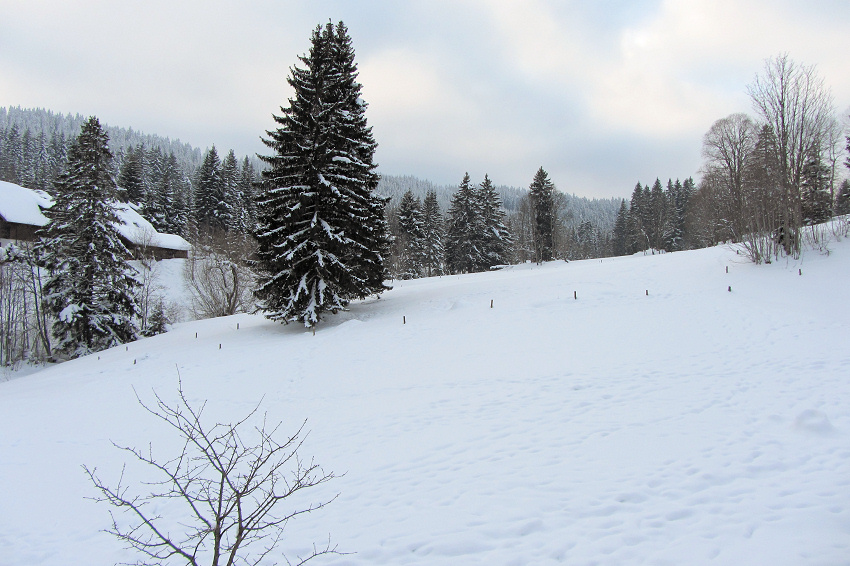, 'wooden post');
728,286,731,292
195,332,198,338
799,269,802,276
237,323,240,330
490,299,493,308
574,291,577,300
403,316,406,324
133,359,136,365
726,266,728,273
219,343,222,349
645,289,648,296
